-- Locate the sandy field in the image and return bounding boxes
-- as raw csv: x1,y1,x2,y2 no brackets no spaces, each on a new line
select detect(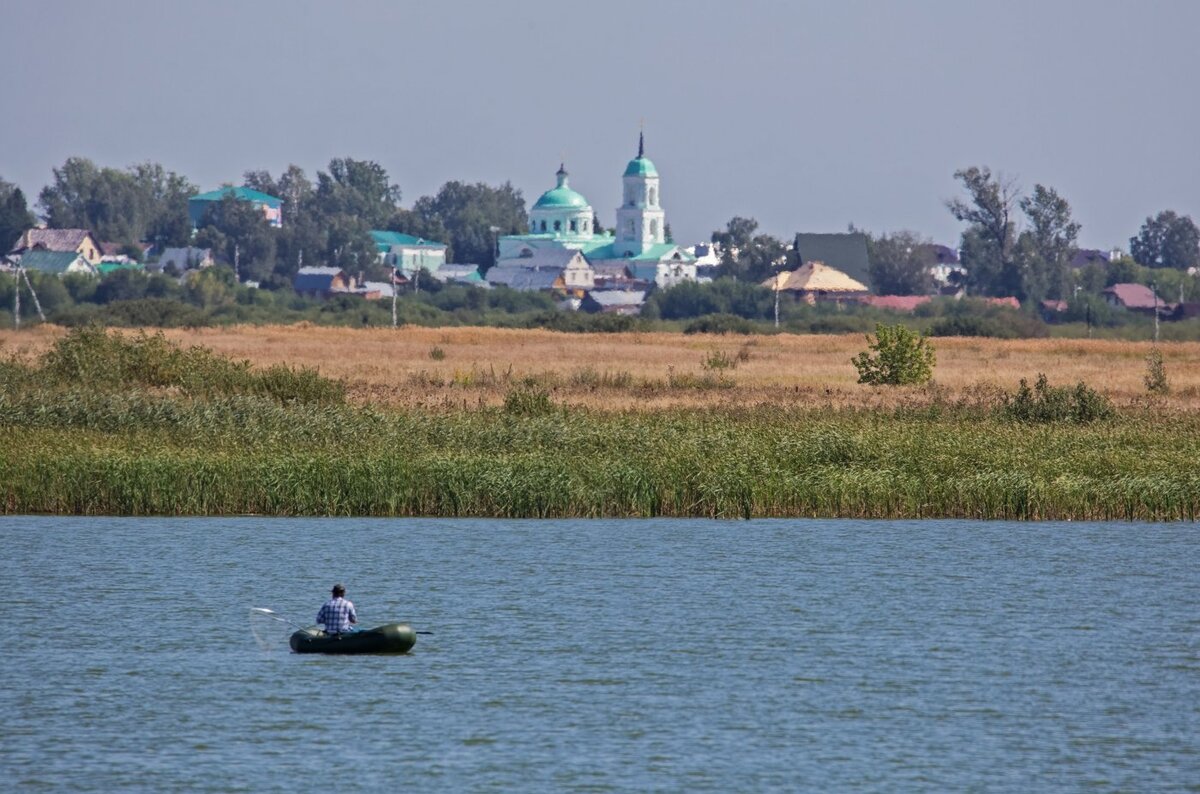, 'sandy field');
3,324,1199,410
